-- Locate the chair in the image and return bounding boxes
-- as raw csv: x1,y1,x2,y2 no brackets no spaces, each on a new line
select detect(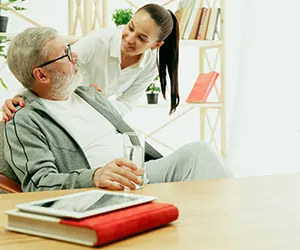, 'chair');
0,123,22,193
